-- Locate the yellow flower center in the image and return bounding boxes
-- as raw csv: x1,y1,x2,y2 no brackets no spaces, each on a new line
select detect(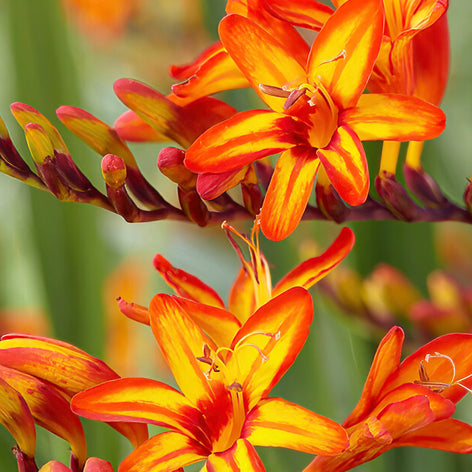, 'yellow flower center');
197,330,280,452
